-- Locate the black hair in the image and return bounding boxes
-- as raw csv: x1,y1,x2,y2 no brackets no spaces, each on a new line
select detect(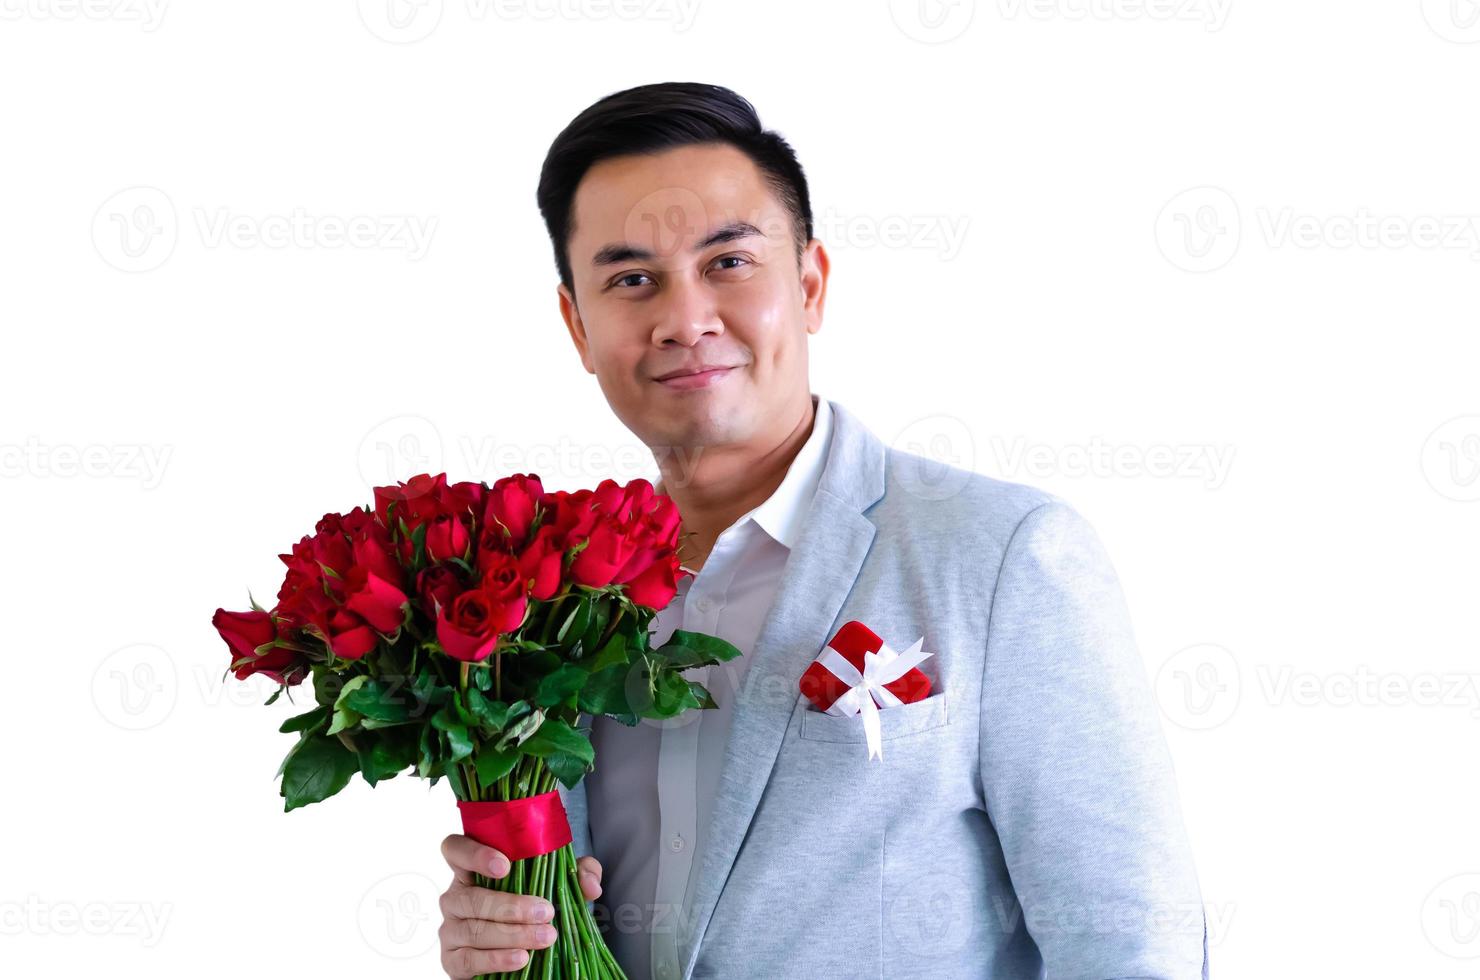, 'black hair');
536,81,814,297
